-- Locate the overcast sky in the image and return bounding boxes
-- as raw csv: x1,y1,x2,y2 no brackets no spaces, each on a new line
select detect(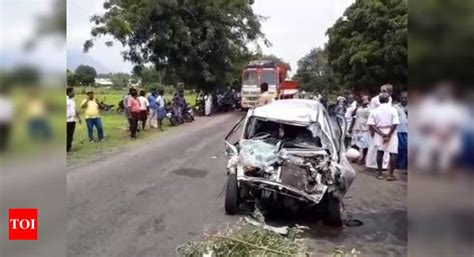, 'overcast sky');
67,0,354,74
0,0,66,73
